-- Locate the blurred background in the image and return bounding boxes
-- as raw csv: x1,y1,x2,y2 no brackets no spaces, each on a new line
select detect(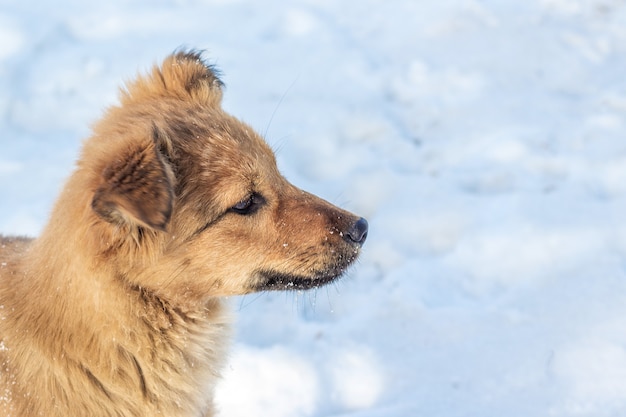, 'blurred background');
2,1,626,416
